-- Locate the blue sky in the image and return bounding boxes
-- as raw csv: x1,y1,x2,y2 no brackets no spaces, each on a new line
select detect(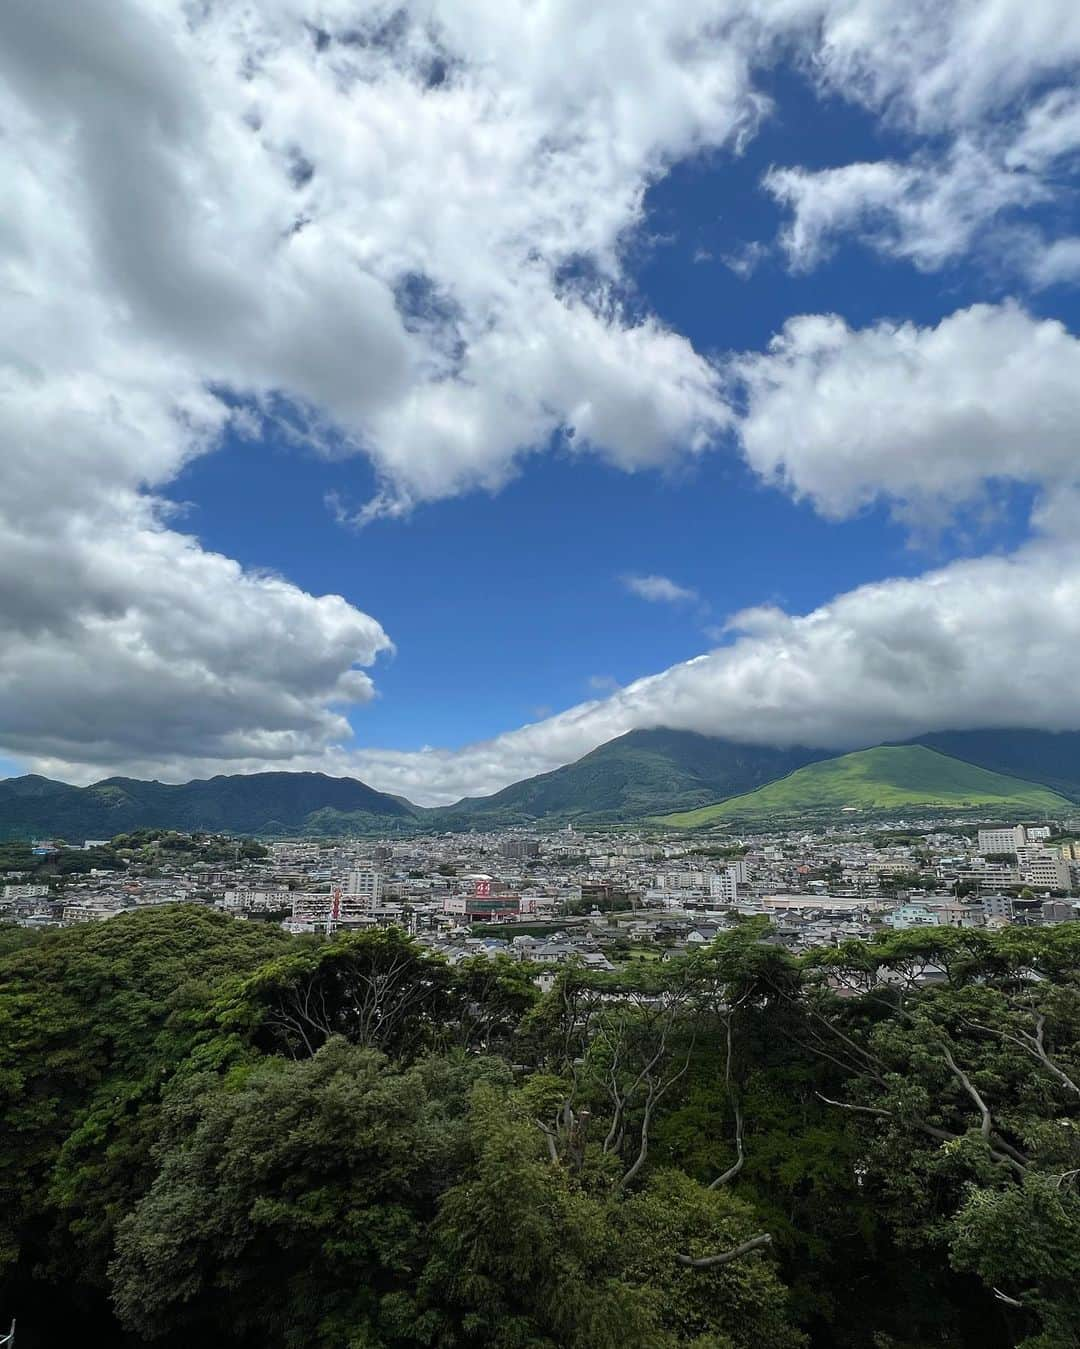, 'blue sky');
160,63,1065,756
3,1,1080,802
